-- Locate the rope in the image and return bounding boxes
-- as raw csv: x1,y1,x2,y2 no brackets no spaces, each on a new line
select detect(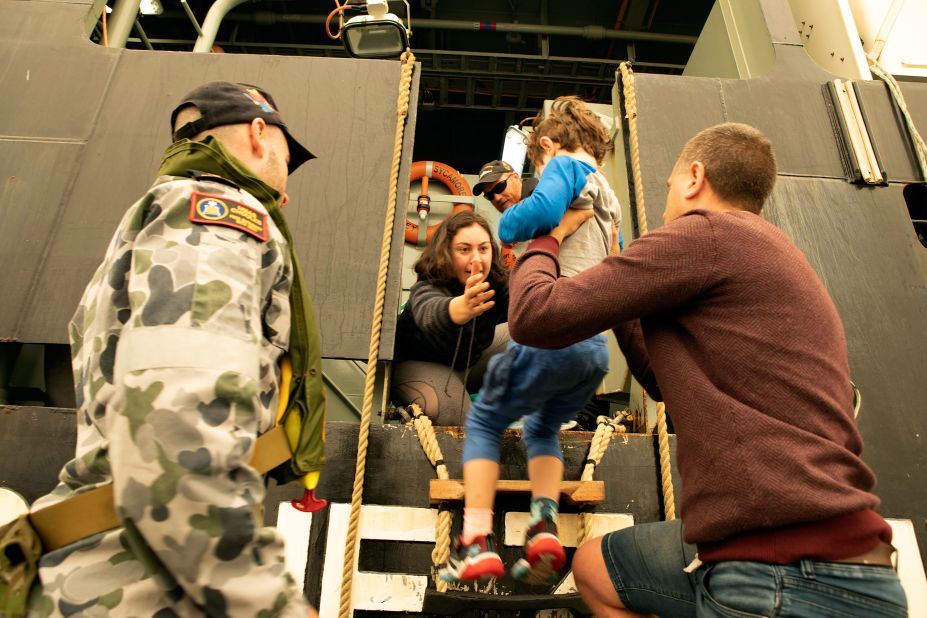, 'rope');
867,57,927,181
654,402,676,520
618,61,676,522
338,50,416,618
619,63,647,238
576,416,625,547
407,404,454,592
